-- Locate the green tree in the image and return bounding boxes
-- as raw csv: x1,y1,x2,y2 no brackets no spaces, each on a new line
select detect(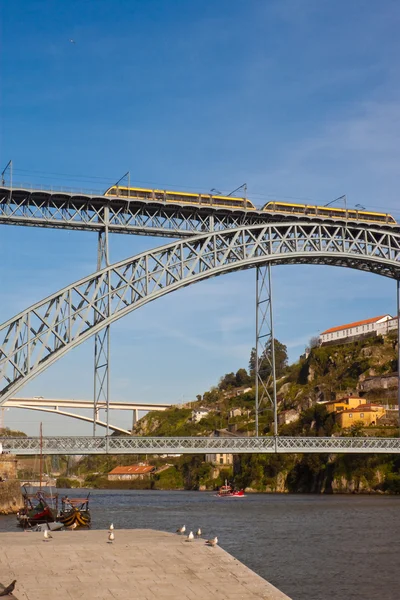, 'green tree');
219,372,236,390
249,339,288,380
235,368,251,386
